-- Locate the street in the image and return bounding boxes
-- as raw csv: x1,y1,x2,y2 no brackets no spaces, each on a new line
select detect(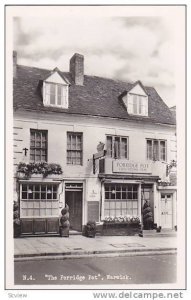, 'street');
14,254,176,285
